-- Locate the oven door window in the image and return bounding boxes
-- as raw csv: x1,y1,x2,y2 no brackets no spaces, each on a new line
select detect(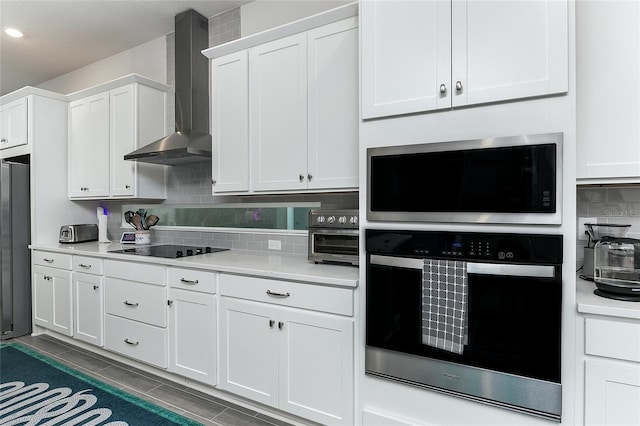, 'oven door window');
366,257,561,383
312,231,358,256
